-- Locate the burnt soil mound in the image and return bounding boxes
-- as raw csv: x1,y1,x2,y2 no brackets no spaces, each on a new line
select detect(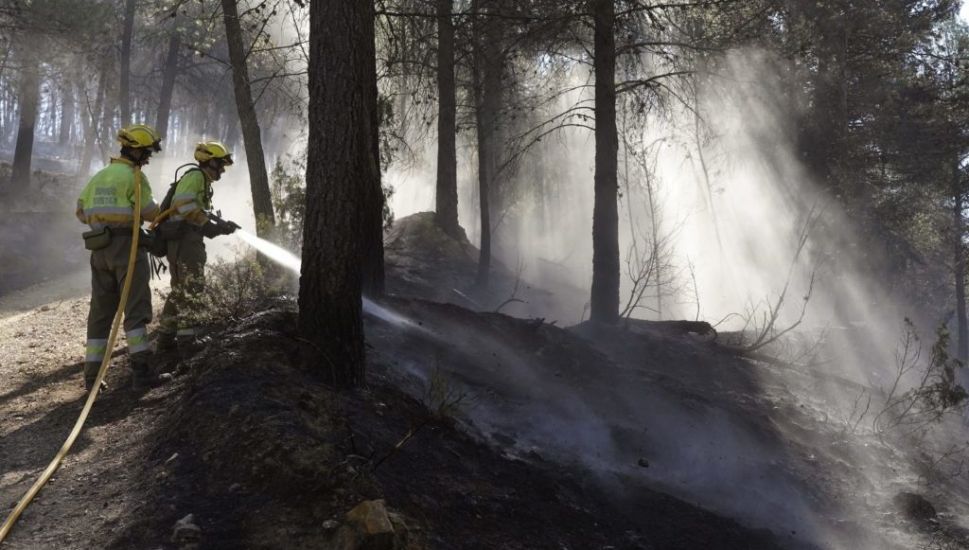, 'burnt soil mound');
97,301,784,549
